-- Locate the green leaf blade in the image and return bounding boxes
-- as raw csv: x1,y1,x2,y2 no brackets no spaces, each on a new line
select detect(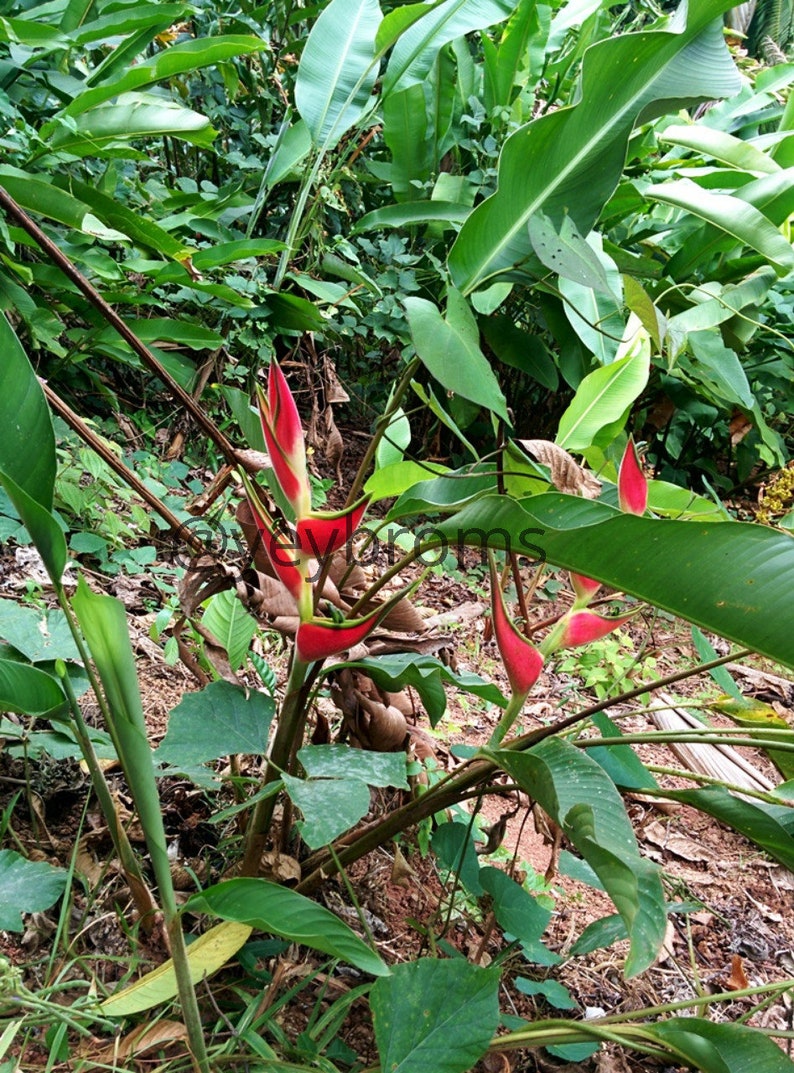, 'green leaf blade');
187,878,391,976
